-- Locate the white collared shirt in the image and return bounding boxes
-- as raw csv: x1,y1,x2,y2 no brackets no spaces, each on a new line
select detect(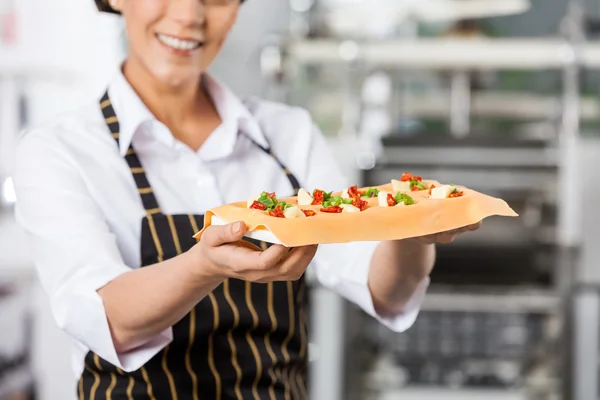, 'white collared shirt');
12,69,428,377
